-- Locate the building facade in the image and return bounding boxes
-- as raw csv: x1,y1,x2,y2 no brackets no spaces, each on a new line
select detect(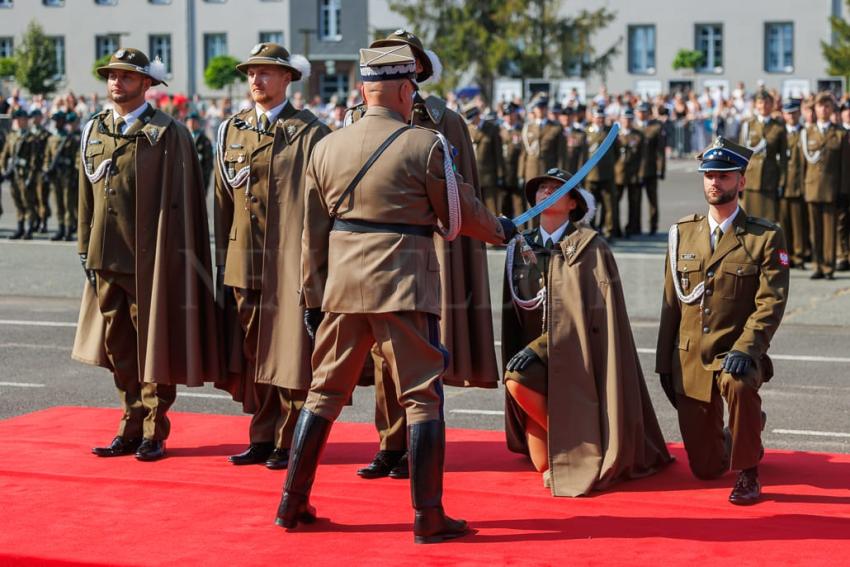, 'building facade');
0,0,367,99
